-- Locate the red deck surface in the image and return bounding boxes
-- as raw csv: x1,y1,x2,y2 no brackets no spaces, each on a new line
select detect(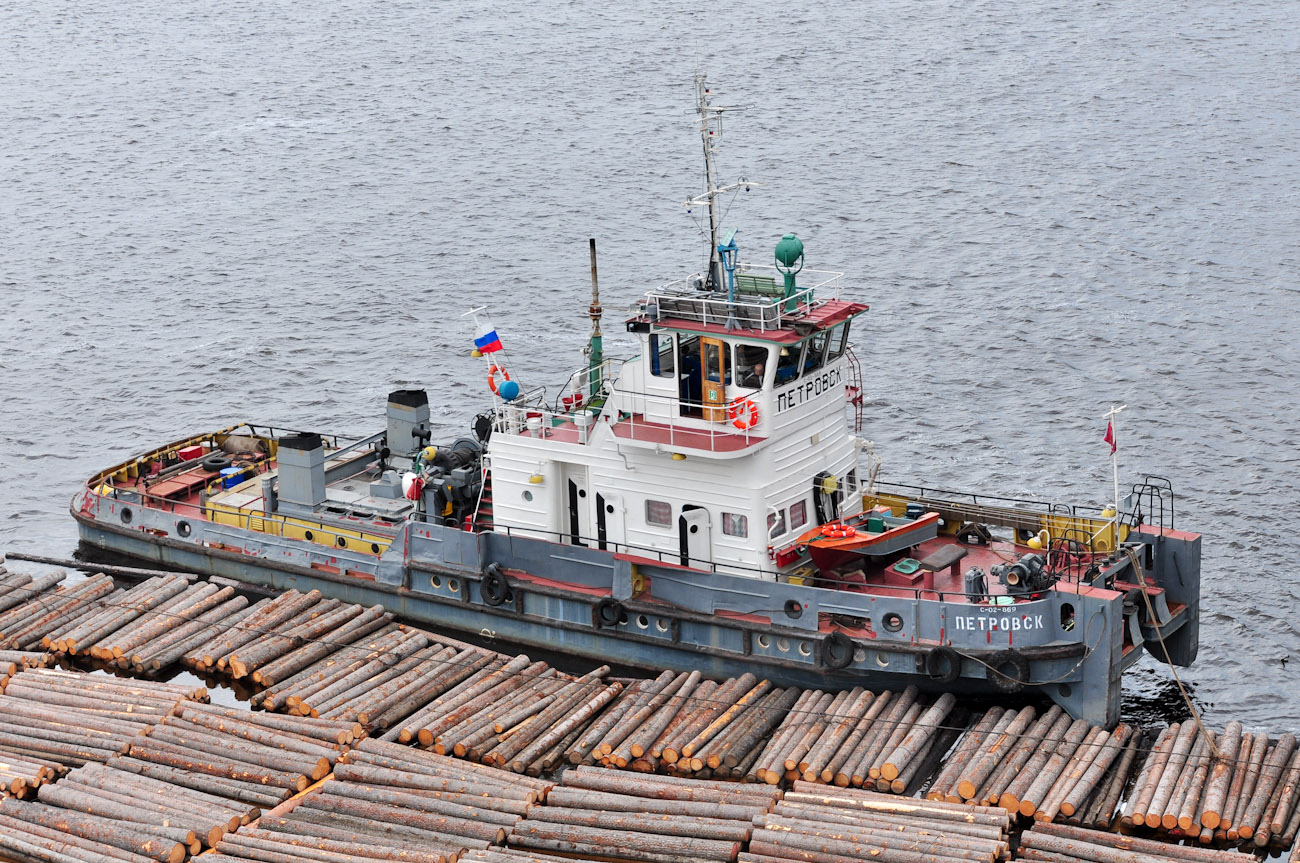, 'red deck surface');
610,415,763,452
